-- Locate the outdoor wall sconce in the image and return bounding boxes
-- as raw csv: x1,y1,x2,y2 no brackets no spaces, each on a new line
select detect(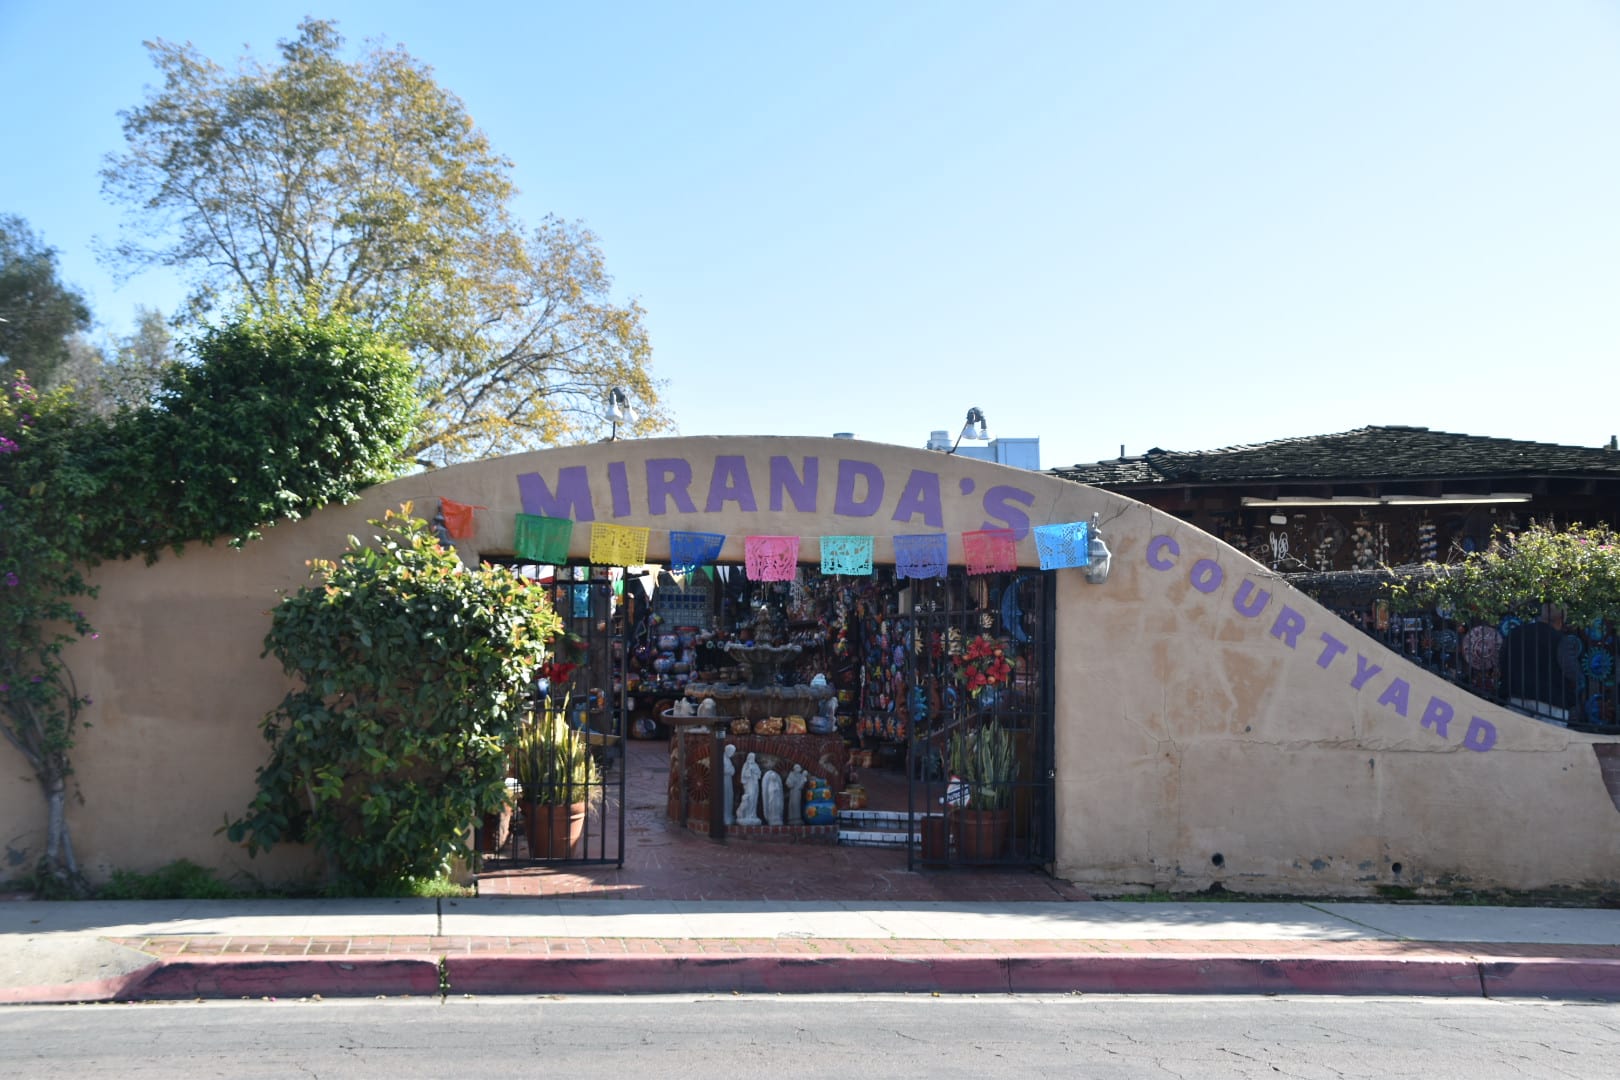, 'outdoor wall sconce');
606,387,632,441
948,407,991,453
1085,512,1112,585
